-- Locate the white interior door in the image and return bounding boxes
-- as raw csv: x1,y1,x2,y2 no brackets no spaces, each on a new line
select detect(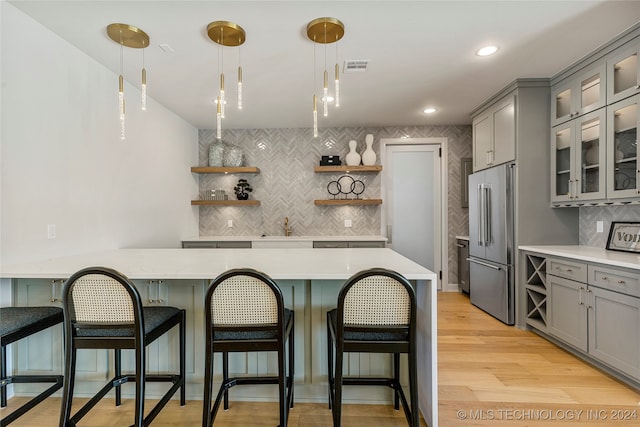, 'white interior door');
384,142,443,290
